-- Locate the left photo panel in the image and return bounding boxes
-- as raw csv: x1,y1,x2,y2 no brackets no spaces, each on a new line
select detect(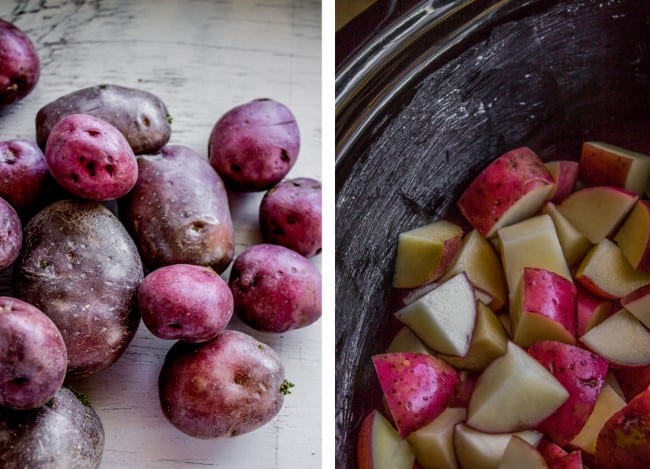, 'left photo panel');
0,1,322,468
